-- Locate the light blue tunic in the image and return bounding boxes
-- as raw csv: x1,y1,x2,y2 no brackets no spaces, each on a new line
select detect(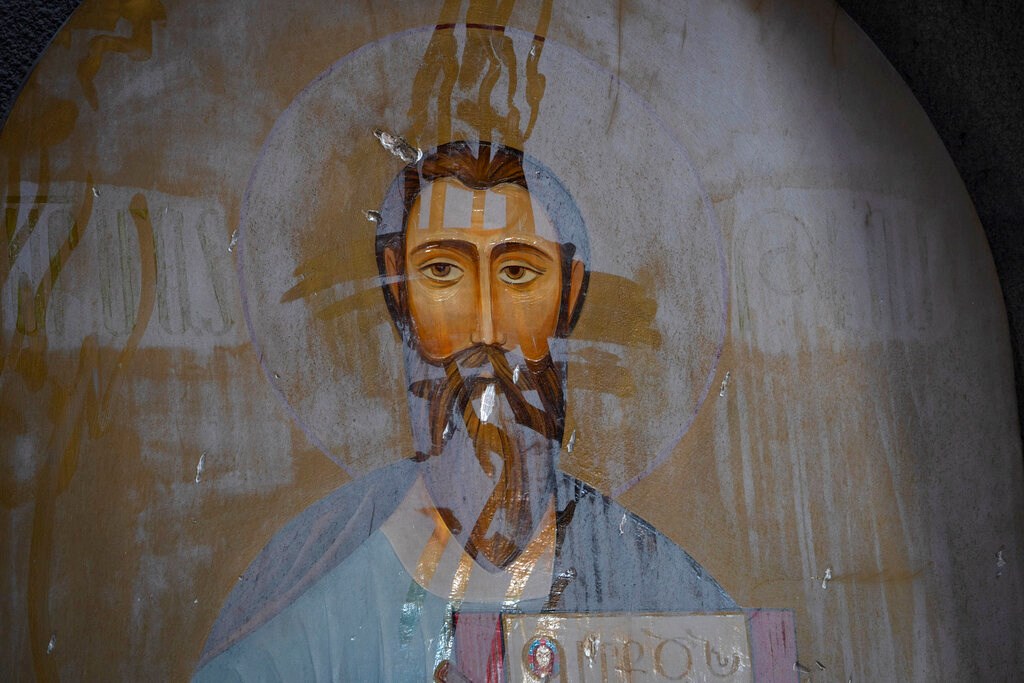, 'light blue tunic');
194,465,736,682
